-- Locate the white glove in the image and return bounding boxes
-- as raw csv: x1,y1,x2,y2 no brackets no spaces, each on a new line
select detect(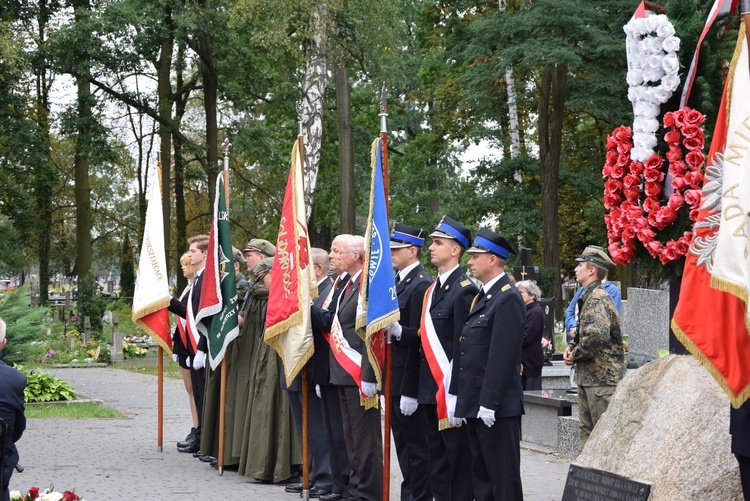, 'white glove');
478,406,496,427
361,381,378,398
399,396,418,416
193,350,206,370
389,322,403,340
315,385,321,398
172,354,178,363
186,356,192,368
447,394,461,427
